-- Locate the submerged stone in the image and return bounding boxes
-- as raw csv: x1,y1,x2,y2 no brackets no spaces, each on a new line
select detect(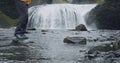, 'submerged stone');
63,37,87,44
